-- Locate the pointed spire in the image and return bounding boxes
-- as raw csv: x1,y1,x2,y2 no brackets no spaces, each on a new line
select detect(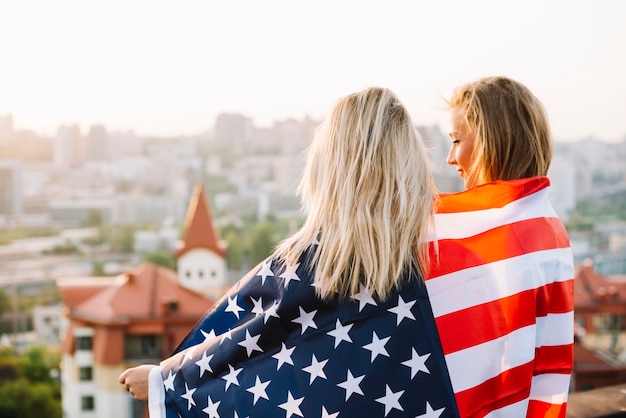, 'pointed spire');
177,184,226,258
